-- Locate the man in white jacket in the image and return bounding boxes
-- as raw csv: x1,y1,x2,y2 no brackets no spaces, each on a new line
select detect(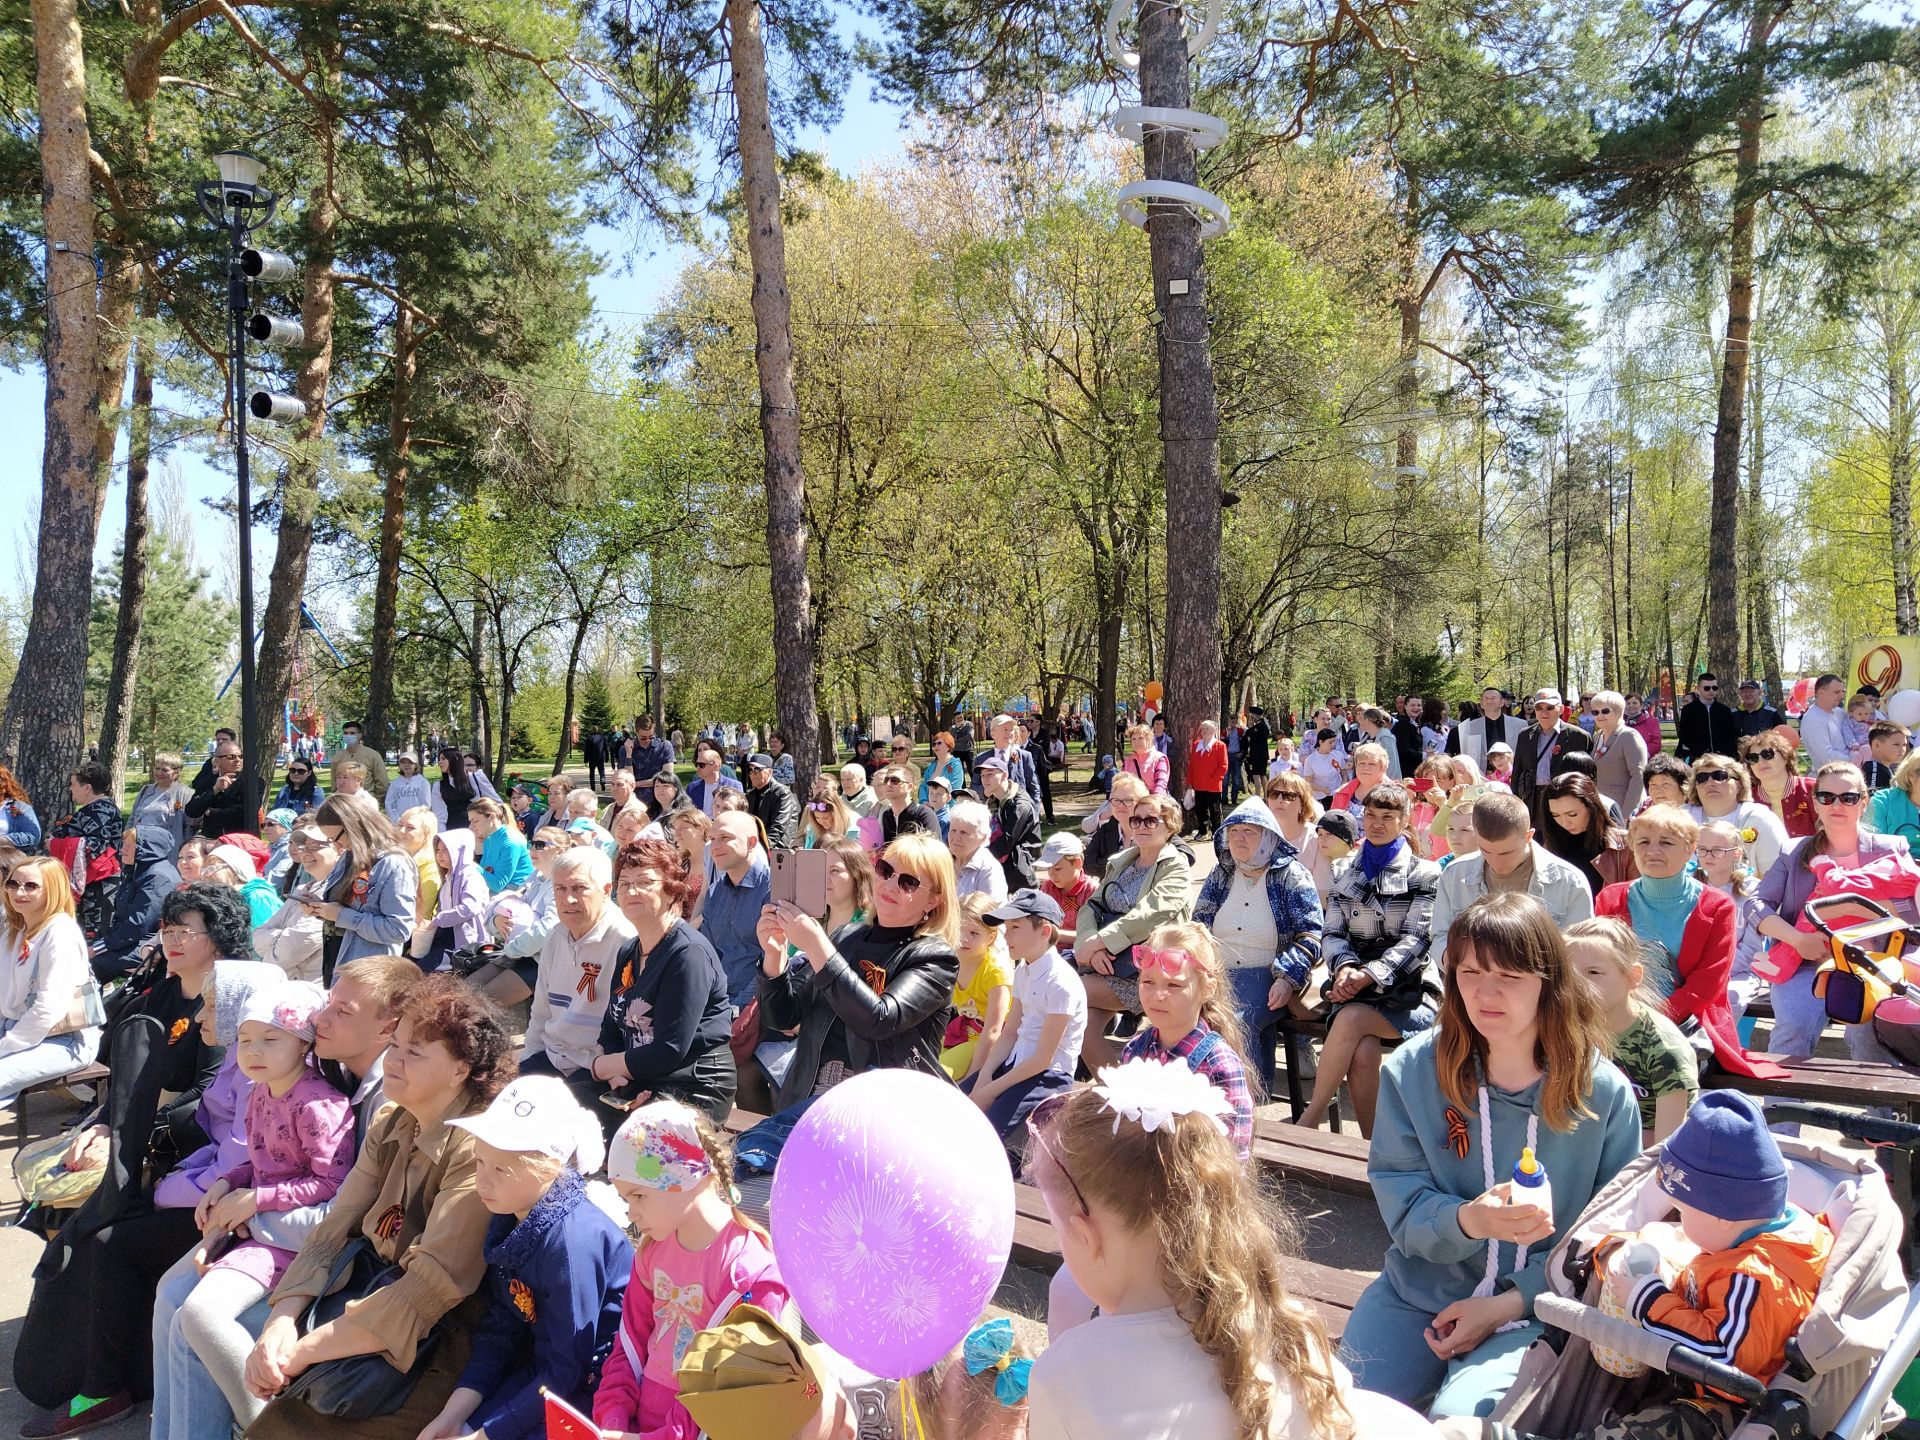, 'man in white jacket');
1797,672,1851,771
519,847,636,1078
